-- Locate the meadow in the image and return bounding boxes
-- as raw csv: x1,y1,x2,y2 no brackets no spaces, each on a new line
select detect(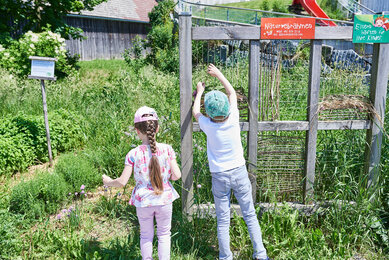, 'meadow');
0,58,388,259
